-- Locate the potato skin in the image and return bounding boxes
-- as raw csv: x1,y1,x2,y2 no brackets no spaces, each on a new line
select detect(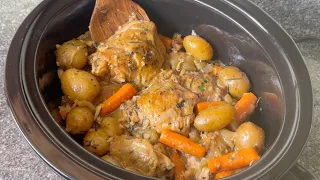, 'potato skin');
66,107,94,134
194,104,235,132
169,52,197,71
218,66,250,99
183,35,214,60
83,128,111,156
56,39,88,70
235,122,265,152
100,117,123,137
60,69,100,102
